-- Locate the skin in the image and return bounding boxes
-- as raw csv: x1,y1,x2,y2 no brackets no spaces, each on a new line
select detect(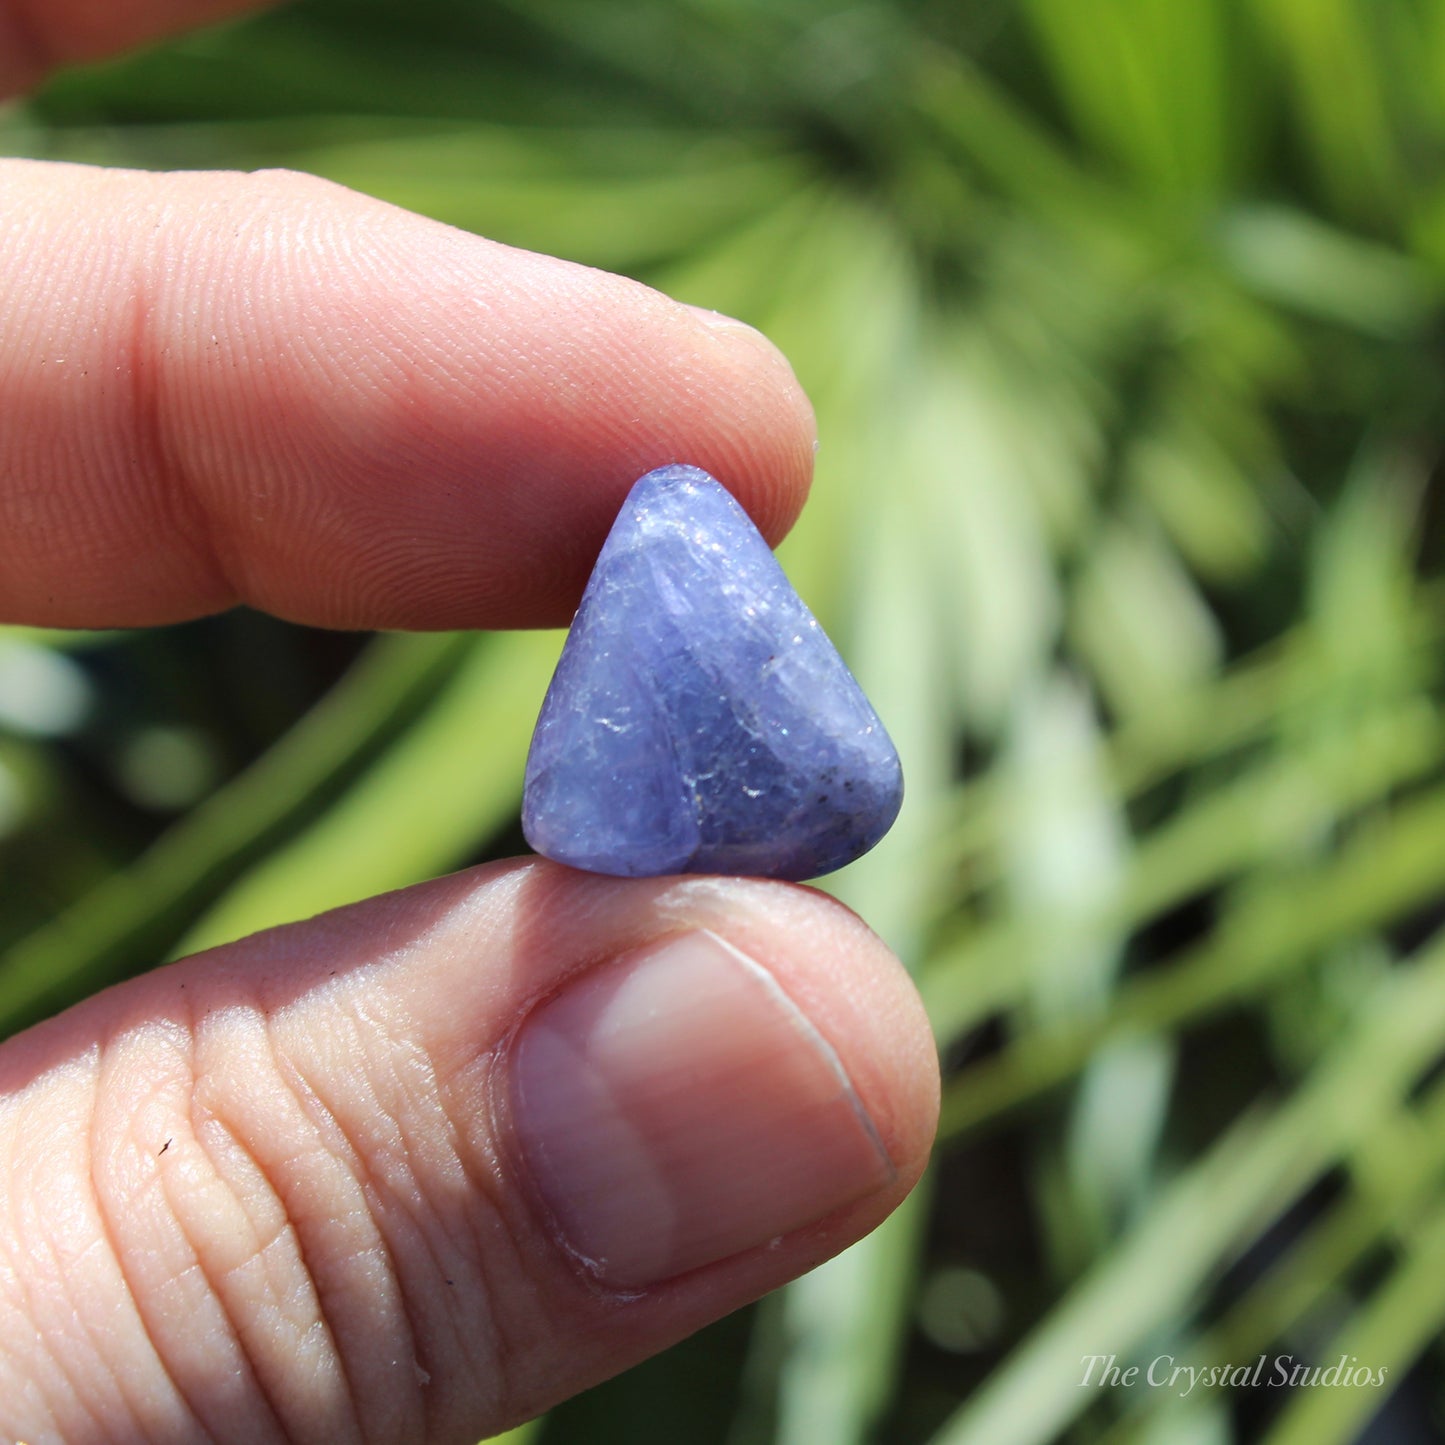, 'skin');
0,6,940,1442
